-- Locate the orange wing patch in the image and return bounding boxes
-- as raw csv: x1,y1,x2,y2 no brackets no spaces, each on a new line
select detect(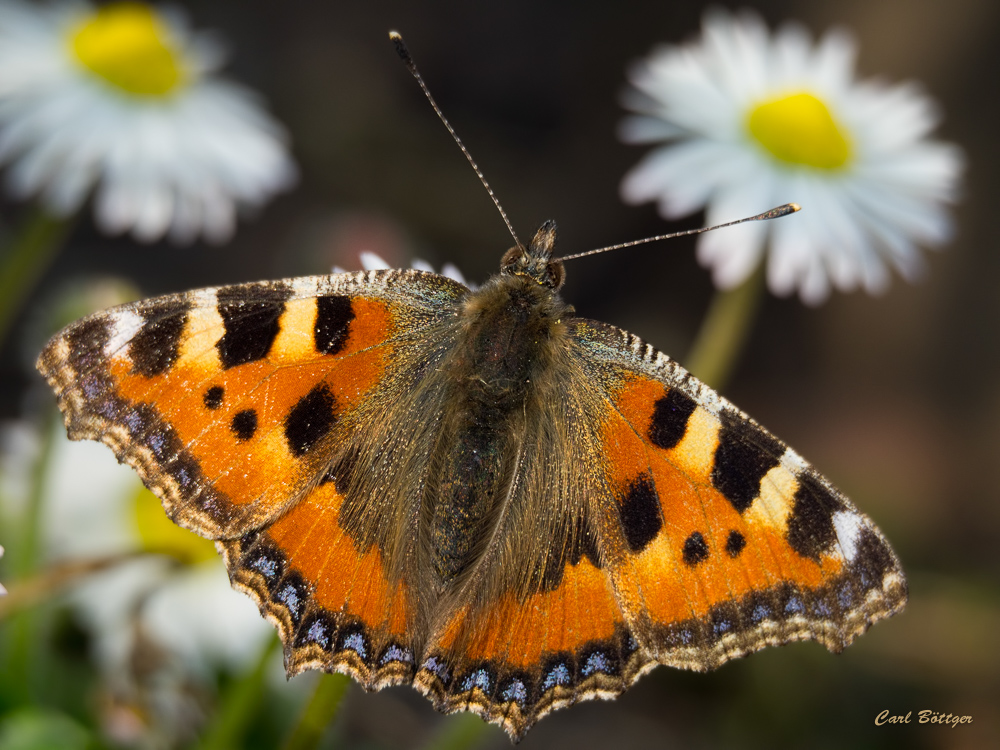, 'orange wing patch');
600,372,902,669
37,279,402,540
415,555,646,740
108,294,392,514
429,558,620,670
222,480,416,689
